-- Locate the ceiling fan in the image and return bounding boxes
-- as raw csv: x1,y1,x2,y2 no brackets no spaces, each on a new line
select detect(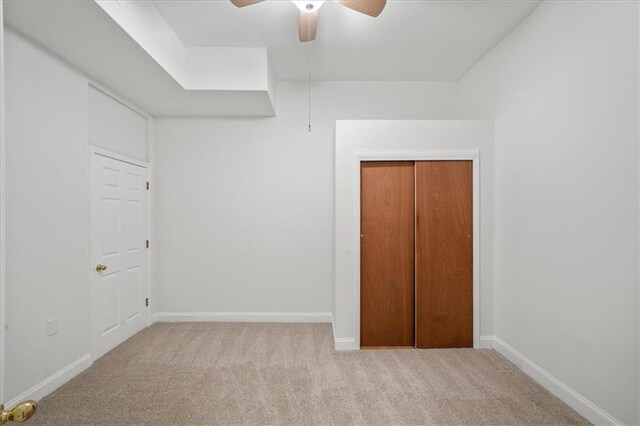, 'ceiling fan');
230,0,387,42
